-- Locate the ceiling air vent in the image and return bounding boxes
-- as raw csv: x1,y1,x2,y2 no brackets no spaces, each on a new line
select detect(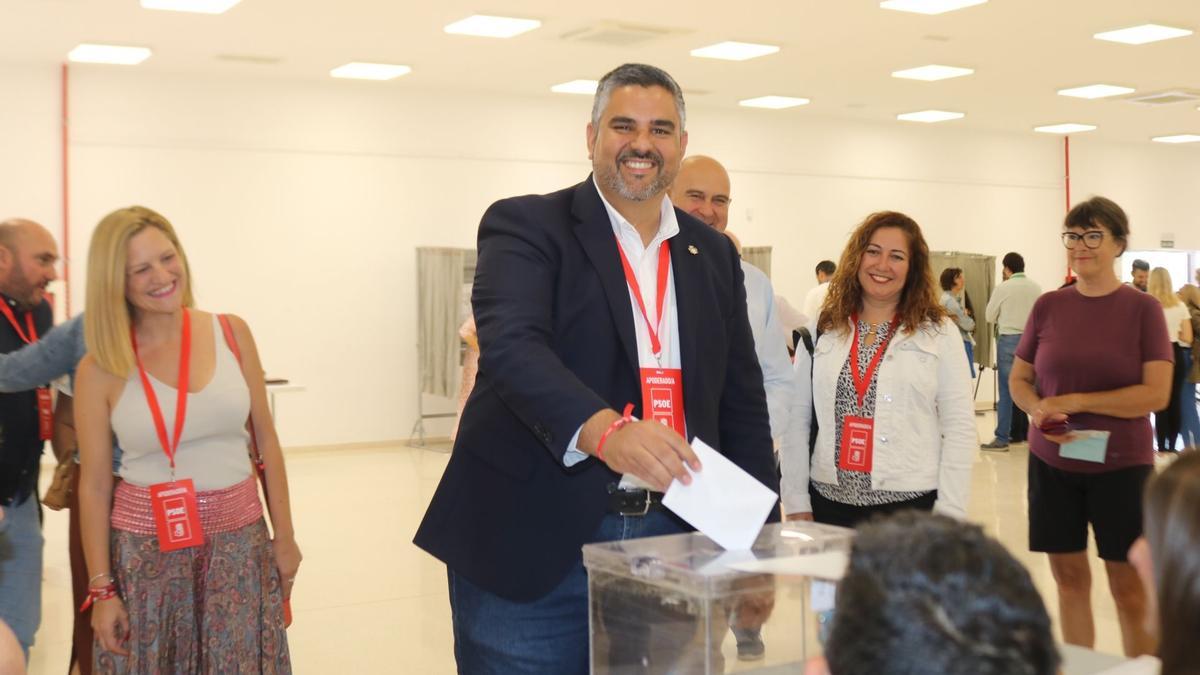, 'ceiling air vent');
1123,90,1200,106
560,22,676,47
215,54,282,65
